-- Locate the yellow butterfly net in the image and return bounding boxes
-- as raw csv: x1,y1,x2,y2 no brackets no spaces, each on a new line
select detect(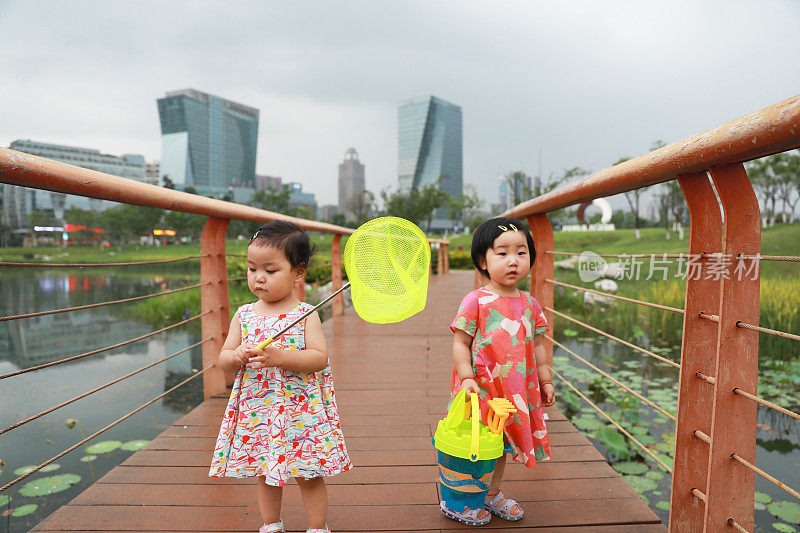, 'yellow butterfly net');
343,216,431,324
